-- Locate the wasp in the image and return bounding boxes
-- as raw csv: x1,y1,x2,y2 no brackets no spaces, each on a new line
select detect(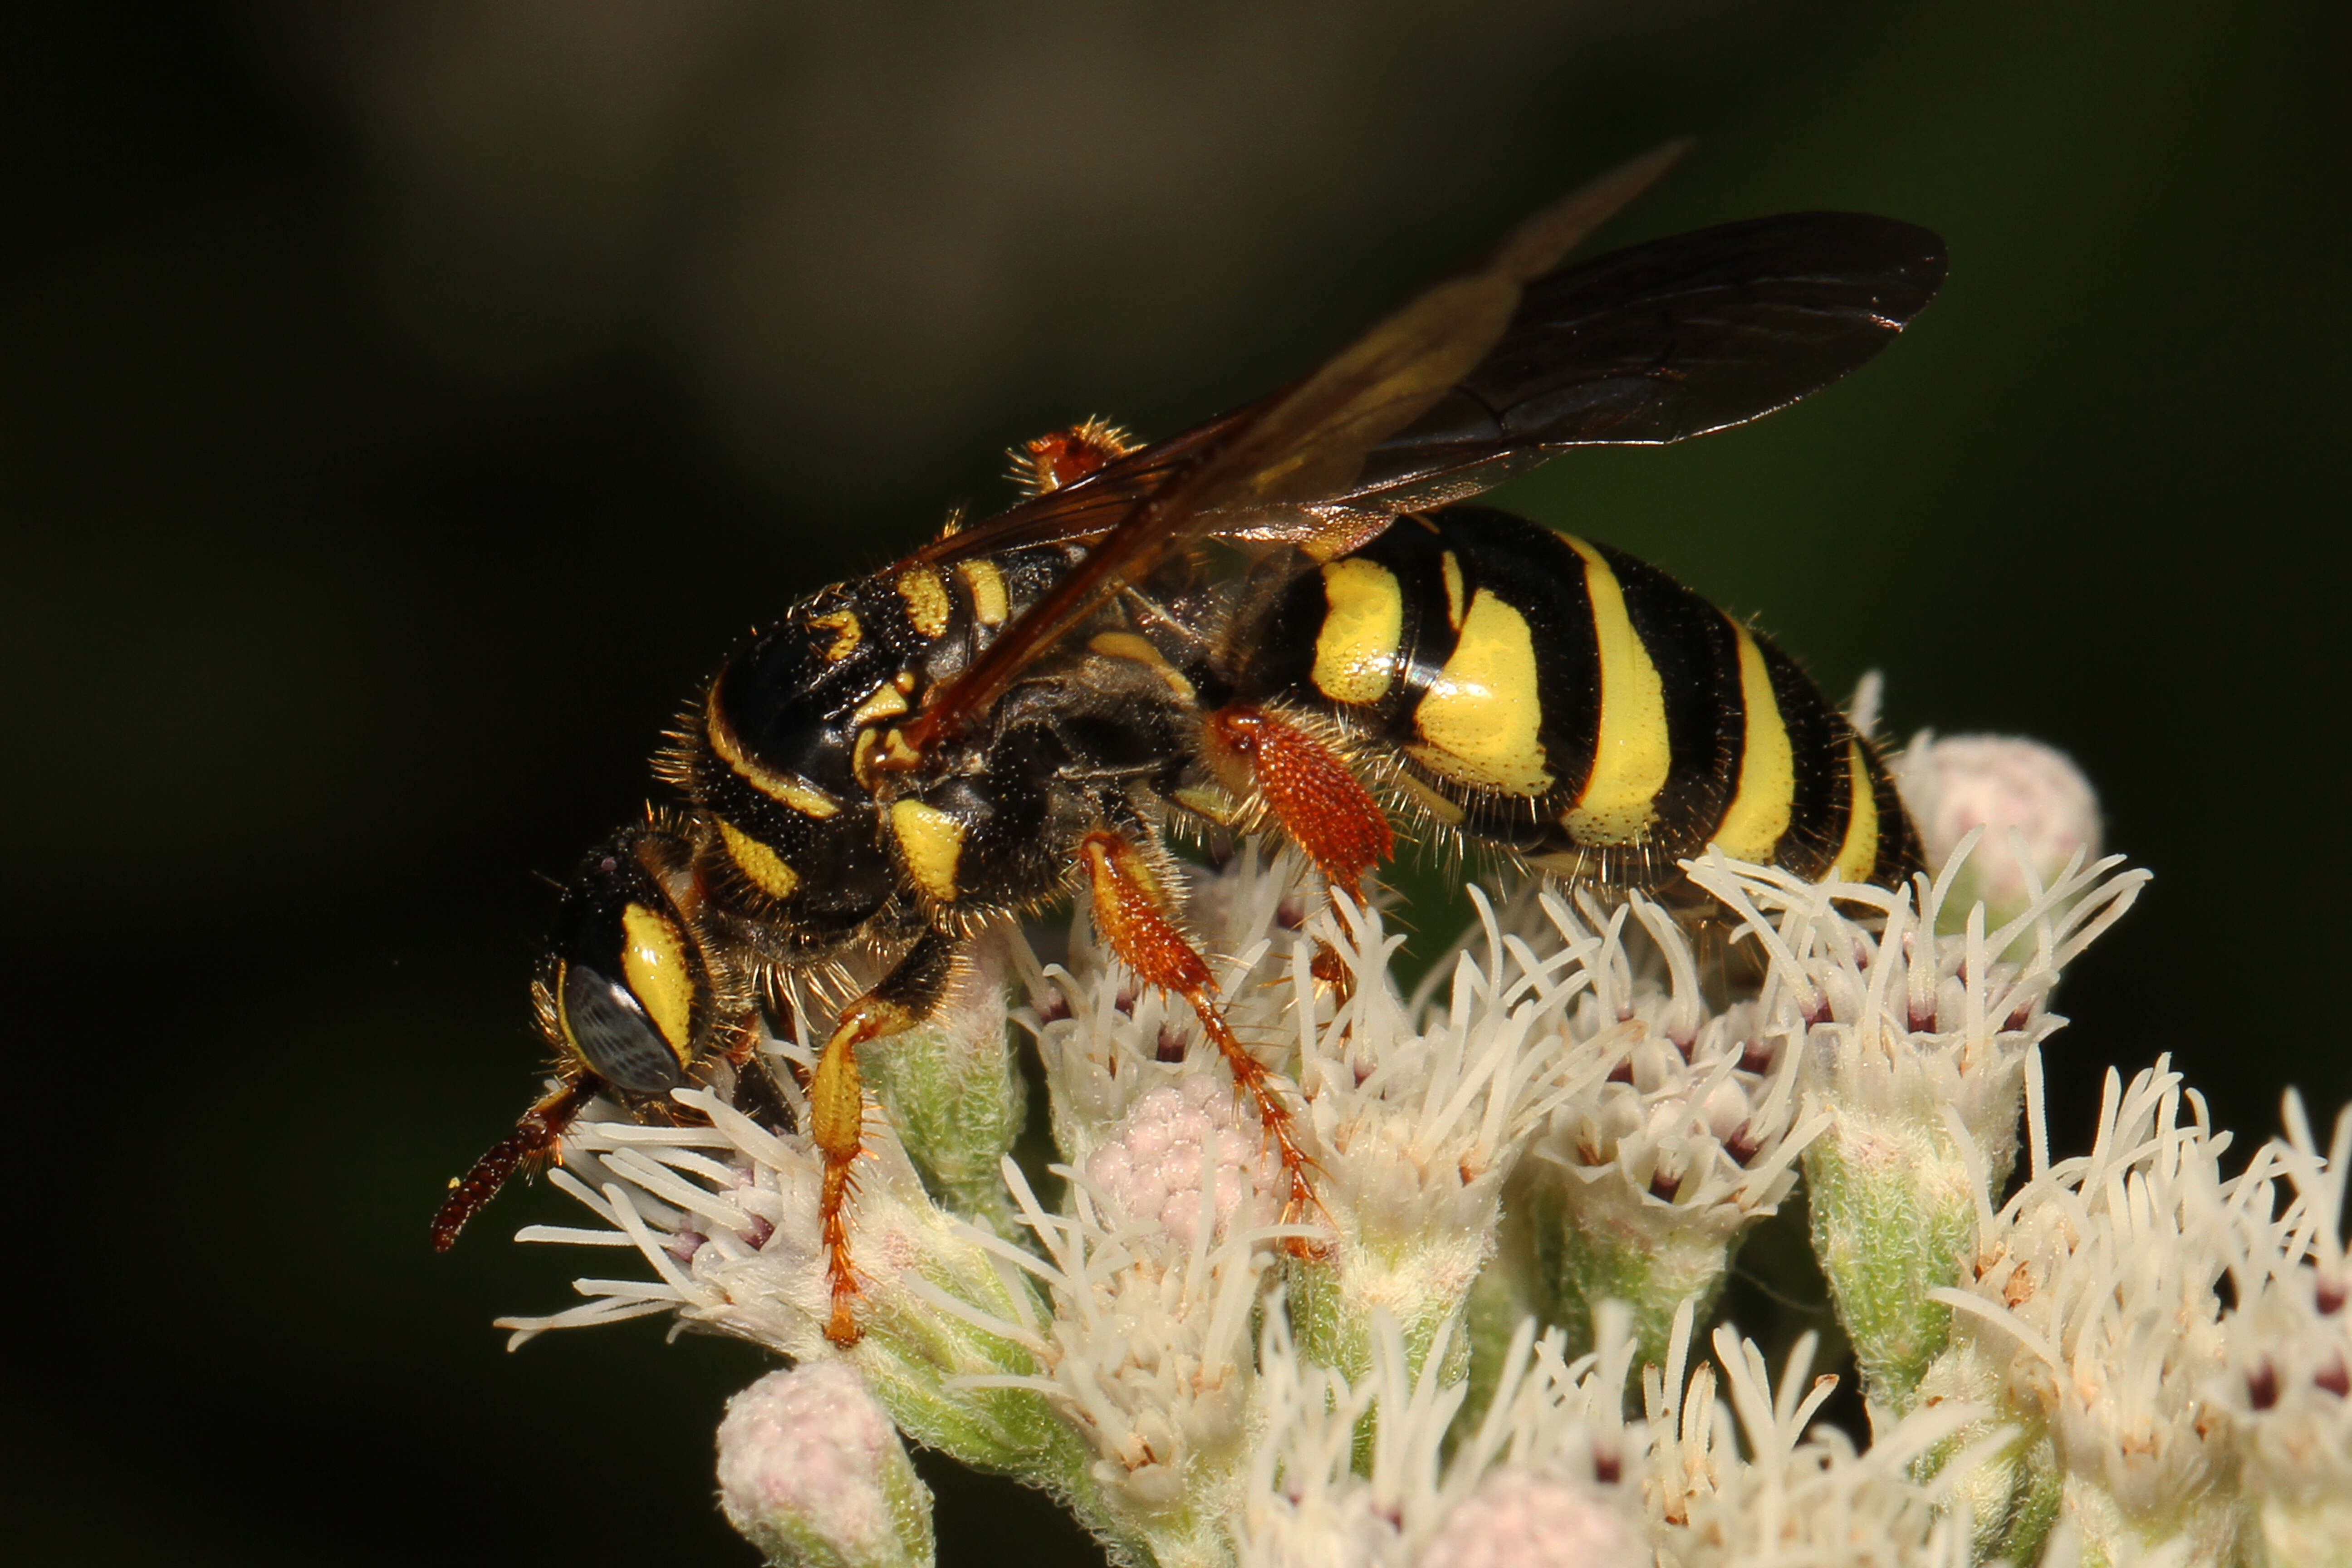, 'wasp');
432,145,1945,1346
